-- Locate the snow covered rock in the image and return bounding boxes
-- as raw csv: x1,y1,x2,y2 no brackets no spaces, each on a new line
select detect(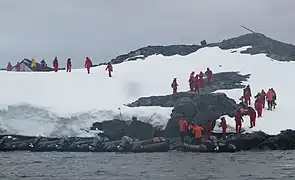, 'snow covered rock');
219,33,295,62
